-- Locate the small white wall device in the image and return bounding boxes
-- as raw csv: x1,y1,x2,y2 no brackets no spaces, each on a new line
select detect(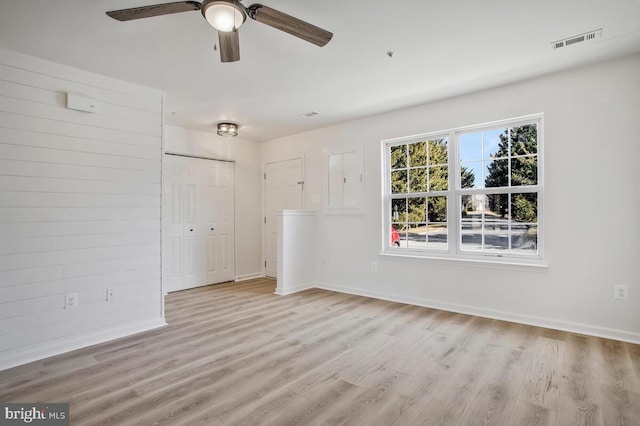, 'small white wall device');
66,92,98,113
